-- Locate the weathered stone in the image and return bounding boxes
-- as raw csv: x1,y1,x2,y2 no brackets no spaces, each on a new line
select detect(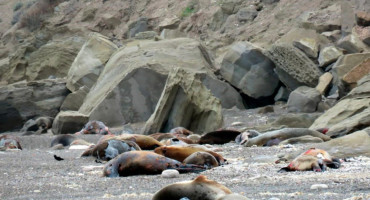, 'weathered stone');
220,0,242,15
160,29,186,39
0,58,9,81
261,0,279,4
293,38,319,58
0,79,69,132
274,86,290,102
300,4,341,33
342,58,370,89
310,184,328,190
354,26,370,46
315,72,333,95
77,38,241,127
220,42,279,99
66,33,118,92
128,17,148,38
158,16,180,31
161,169,179,178
332,53,370,81
52,111,89,135
141,68,223,134
267,44,322,90
346,74,370,99
81,8,97,22
321,30,341,42
356,11,370,26
236,6,257,23
60,86,89,111
276,28,331,47
337,34,367,53
287,86,321,113
318,46,343,67
341,1,356,37
98,14,121,29
271,113,321,128
135,31,158,40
